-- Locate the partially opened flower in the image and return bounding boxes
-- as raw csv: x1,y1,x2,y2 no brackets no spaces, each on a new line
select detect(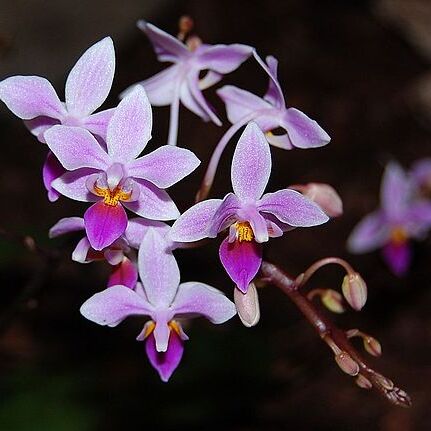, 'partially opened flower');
45,86,200,251
347,162,431,276
80,229,236,382
121,21,253,146
170,122,329,292
0,37,116,201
